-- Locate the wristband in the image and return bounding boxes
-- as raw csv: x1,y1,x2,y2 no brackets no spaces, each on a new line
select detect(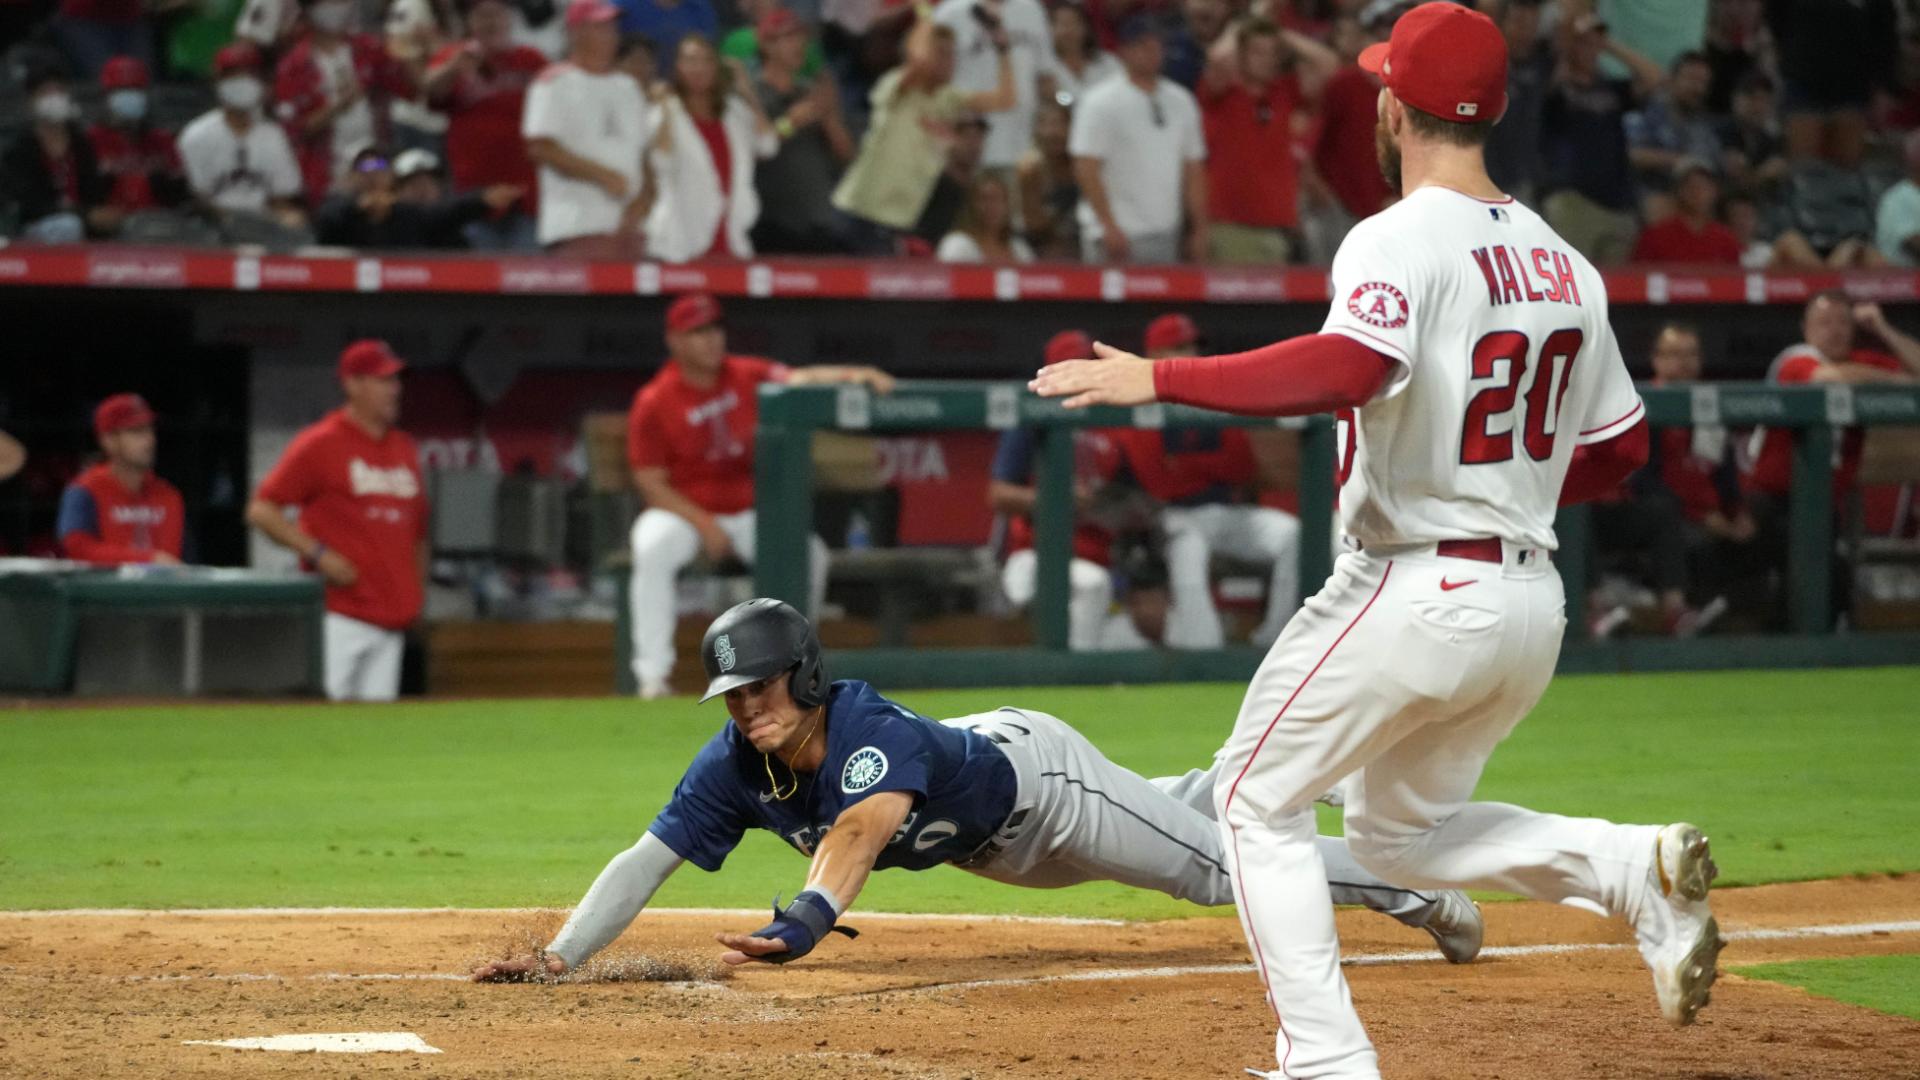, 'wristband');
743,890,859,964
